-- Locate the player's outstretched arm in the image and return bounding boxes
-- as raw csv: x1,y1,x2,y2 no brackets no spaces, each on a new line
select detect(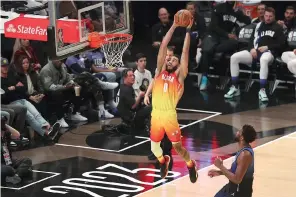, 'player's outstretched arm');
178,17,193,80
144,79,154,106
156,23,178,75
